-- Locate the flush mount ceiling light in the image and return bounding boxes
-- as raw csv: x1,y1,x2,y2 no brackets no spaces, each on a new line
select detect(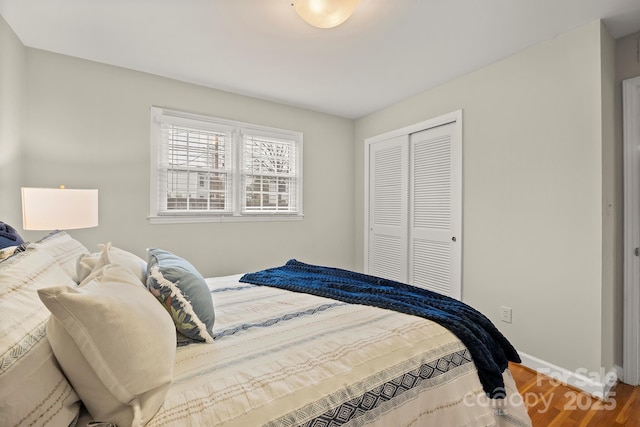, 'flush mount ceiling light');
292,0,360,29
